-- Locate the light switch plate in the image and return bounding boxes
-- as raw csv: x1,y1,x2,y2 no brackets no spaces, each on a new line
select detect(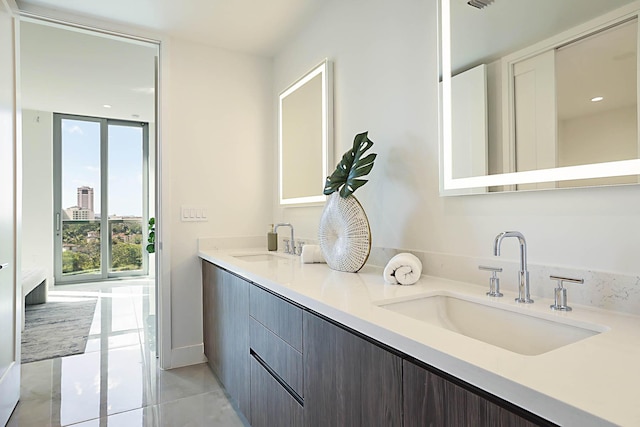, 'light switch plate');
181,205,208,222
